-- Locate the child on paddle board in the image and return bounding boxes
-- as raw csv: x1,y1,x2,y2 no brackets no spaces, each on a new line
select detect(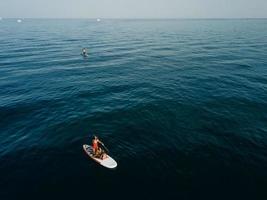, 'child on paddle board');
99,148,108,160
